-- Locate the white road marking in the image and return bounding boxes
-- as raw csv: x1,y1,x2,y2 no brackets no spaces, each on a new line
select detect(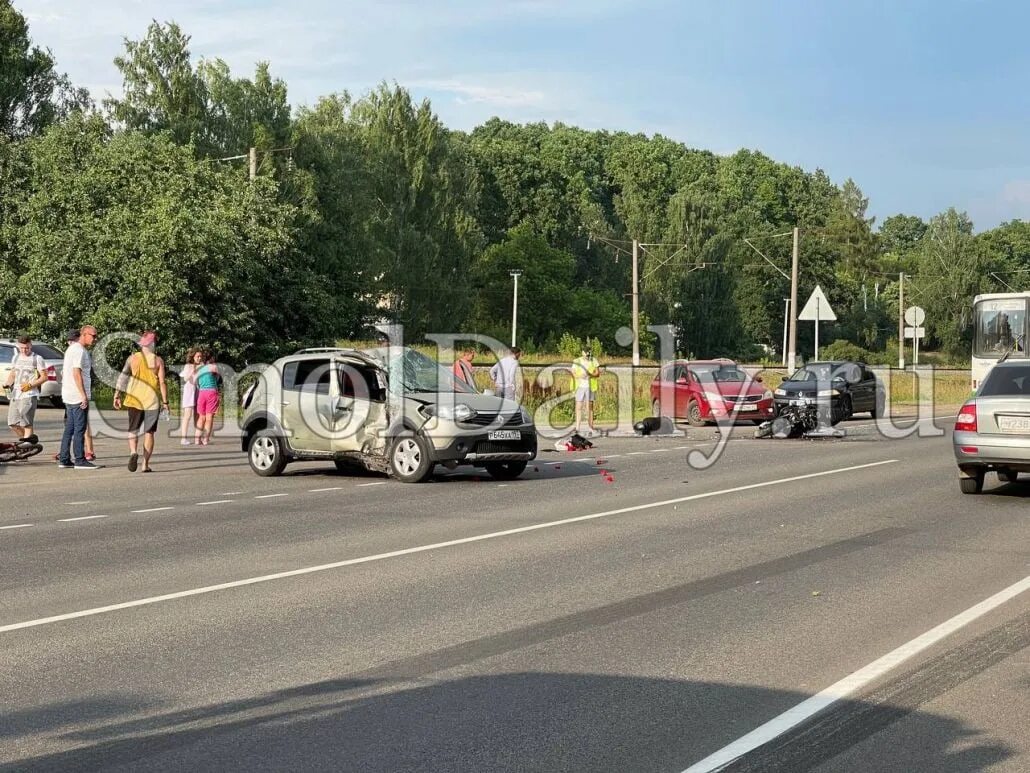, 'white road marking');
497,484,509,488
628,451,648,455
681,572,1030,772
309,487,343,492
131,507,173,514
357,482,387,487
254,493,288,499
221,491,243,495
0,524,33,530
196,500,234,506
0,459,898,634
63,501,92,505
650,449,666,453
604,454,621,458
58,515,108,522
